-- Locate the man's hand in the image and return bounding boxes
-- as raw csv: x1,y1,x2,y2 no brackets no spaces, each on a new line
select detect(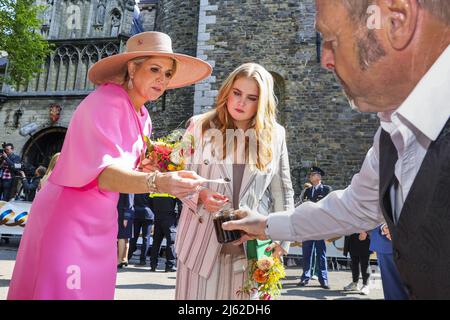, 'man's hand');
222,209,269,245
2,151,7,158
19,171,26,178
